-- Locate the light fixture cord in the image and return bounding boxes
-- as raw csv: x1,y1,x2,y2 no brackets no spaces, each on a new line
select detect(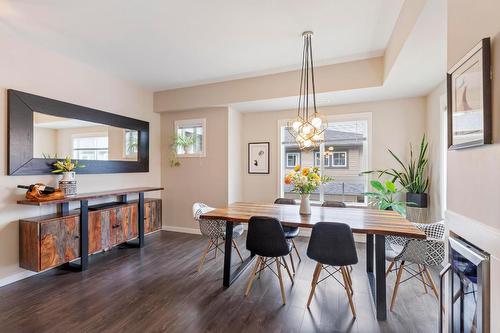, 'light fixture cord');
309,34,318,116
